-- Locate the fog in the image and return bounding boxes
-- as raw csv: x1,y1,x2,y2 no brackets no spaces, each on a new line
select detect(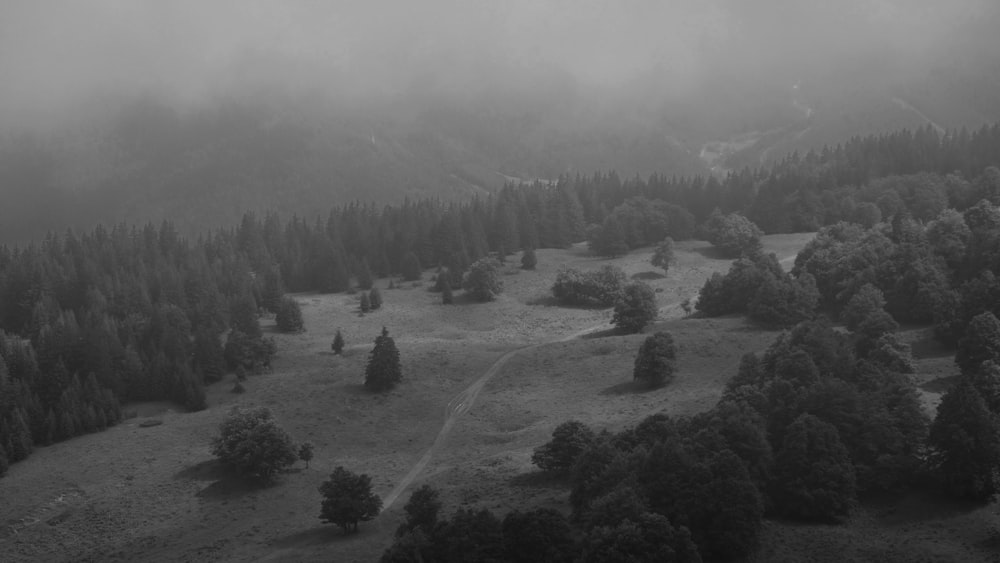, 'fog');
1,0,994,130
